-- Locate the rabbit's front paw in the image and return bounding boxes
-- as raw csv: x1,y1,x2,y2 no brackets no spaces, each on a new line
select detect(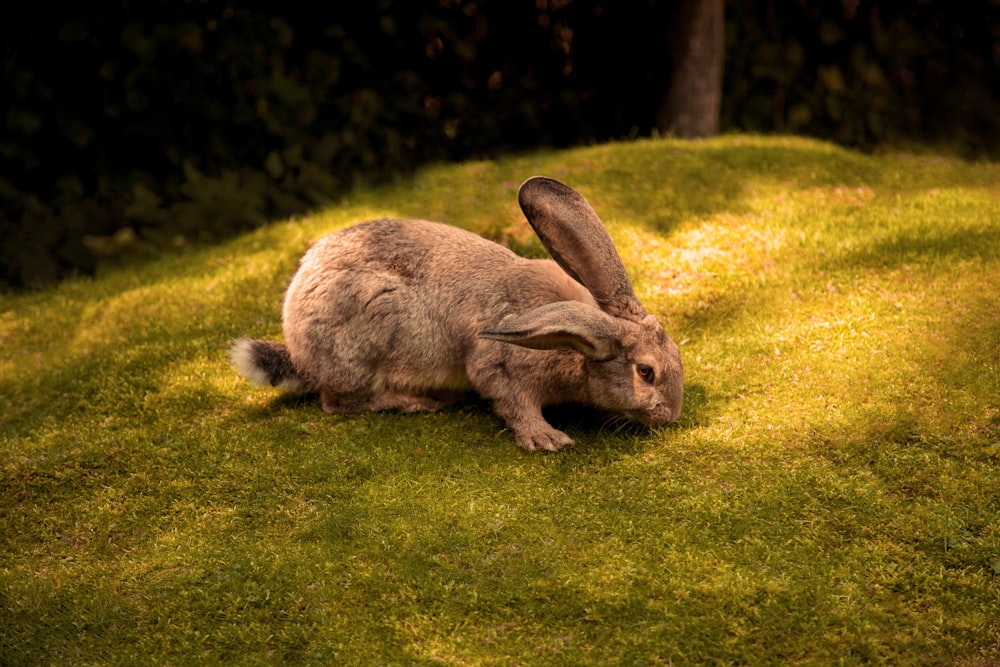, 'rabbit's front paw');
515,427,574,453
492,399,574,452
